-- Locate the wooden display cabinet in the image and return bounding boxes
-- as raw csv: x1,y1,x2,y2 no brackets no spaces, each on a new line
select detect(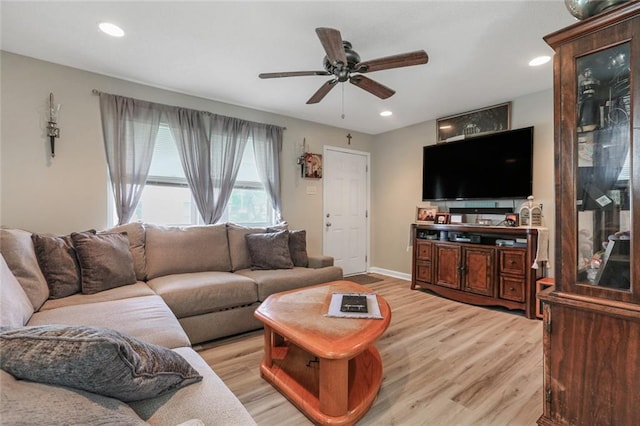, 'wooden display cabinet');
411,224,542,319
539,3,640,424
